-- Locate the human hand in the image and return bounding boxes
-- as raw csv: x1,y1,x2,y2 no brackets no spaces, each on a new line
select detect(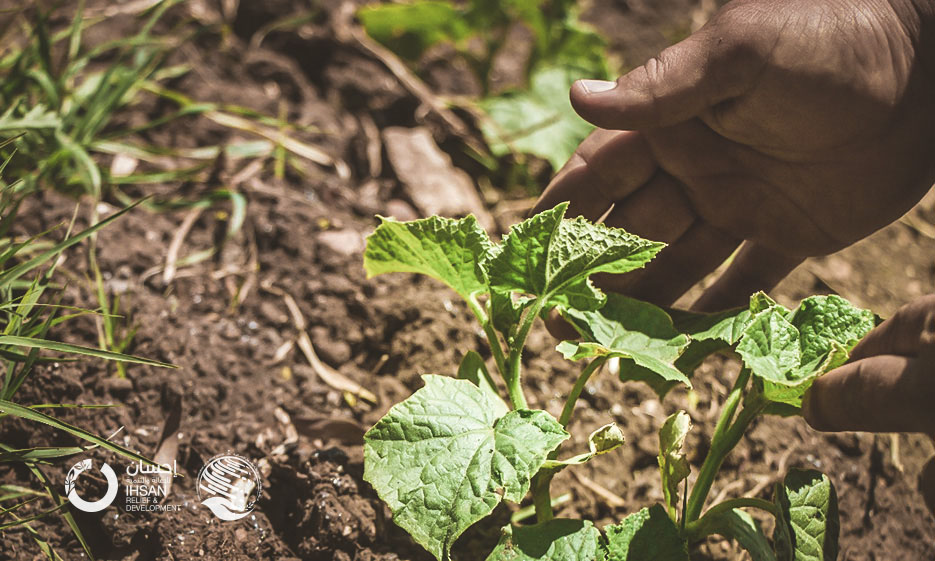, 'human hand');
534,0,935,312
802,294,935,514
